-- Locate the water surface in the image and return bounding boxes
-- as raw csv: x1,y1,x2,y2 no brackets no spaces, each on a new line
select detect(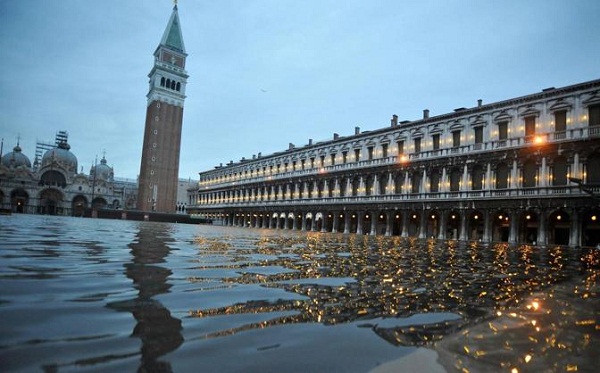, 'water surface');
0,214,597,372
